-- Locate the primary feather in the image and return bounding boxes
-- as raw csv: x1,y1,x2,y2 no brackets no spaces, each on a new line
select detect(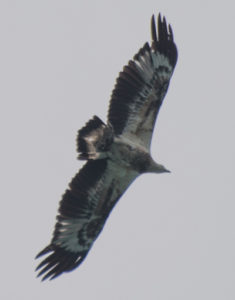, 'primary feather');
36,13,177,281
